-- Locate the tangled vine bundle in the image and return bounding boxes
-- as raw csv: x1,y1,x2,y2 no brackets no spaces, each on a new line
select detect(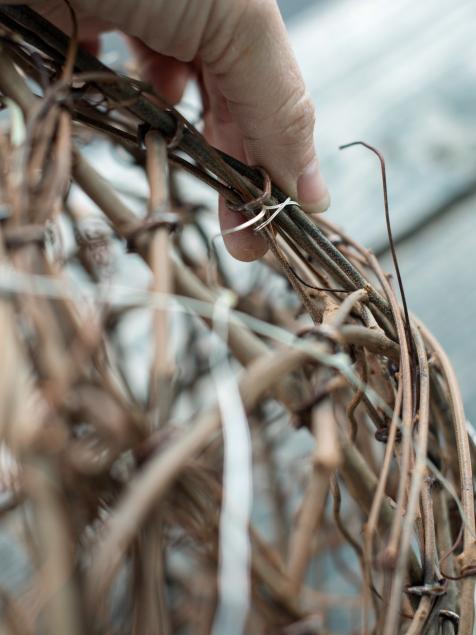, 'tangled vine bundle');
0,5,475,635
